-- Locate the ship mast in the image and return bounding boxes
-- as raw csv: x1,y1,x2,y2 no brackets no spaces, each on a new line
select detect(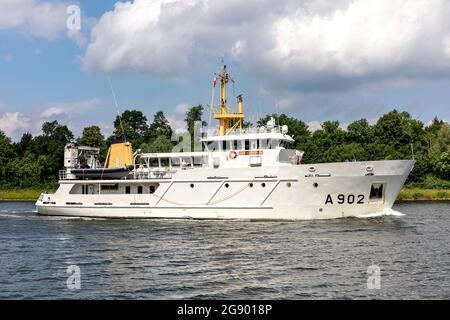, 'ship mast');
213,64,245,136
